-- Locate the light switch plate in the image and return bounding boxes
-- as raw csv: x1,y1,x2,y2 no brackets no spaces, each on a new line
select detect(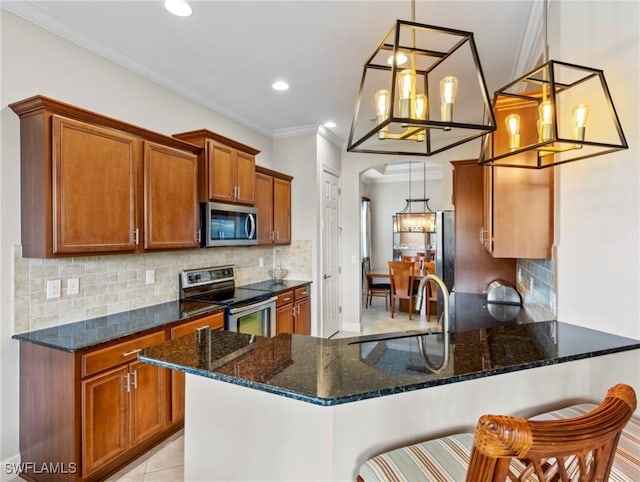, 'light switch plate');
46,279,61,299
67,278,79,295
145,269,155,285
